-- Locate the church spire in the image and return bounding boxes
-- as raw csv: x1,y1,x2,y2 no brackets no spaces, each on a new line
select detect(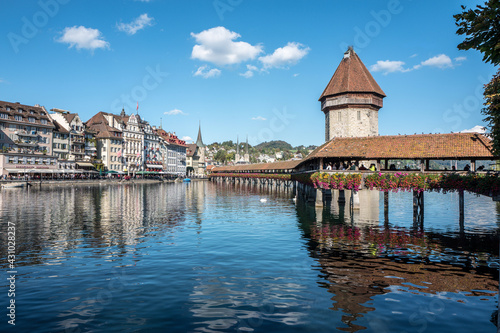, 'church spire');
196,121,205,148
236,136,240,155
